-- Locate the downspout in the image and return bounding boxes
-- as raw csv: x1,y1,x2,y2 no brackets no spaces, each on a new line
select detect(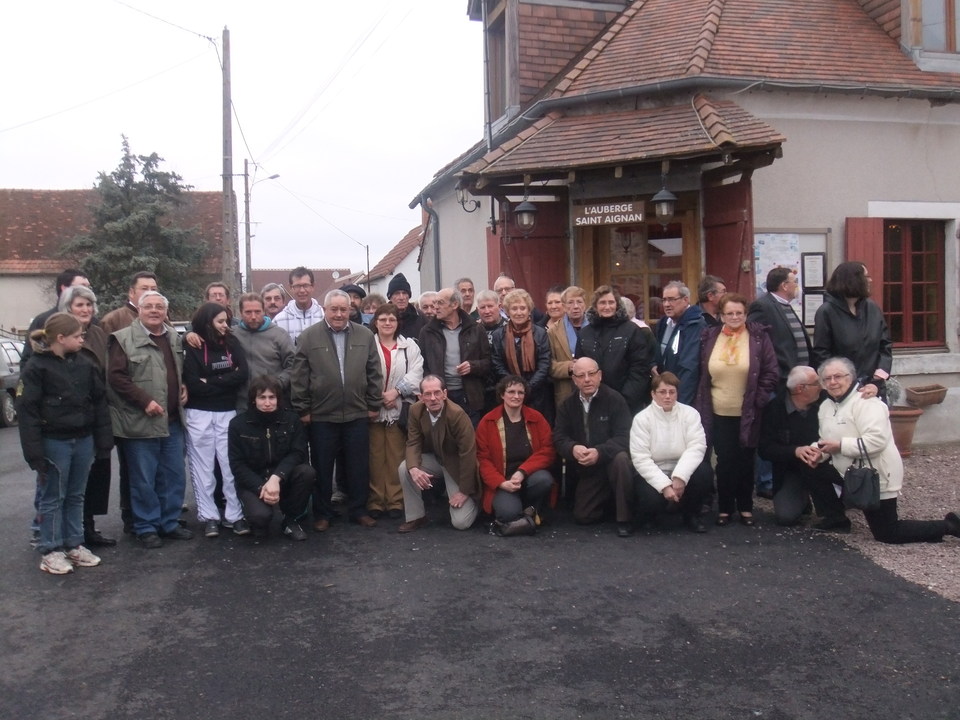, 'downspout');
421,192,441,290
